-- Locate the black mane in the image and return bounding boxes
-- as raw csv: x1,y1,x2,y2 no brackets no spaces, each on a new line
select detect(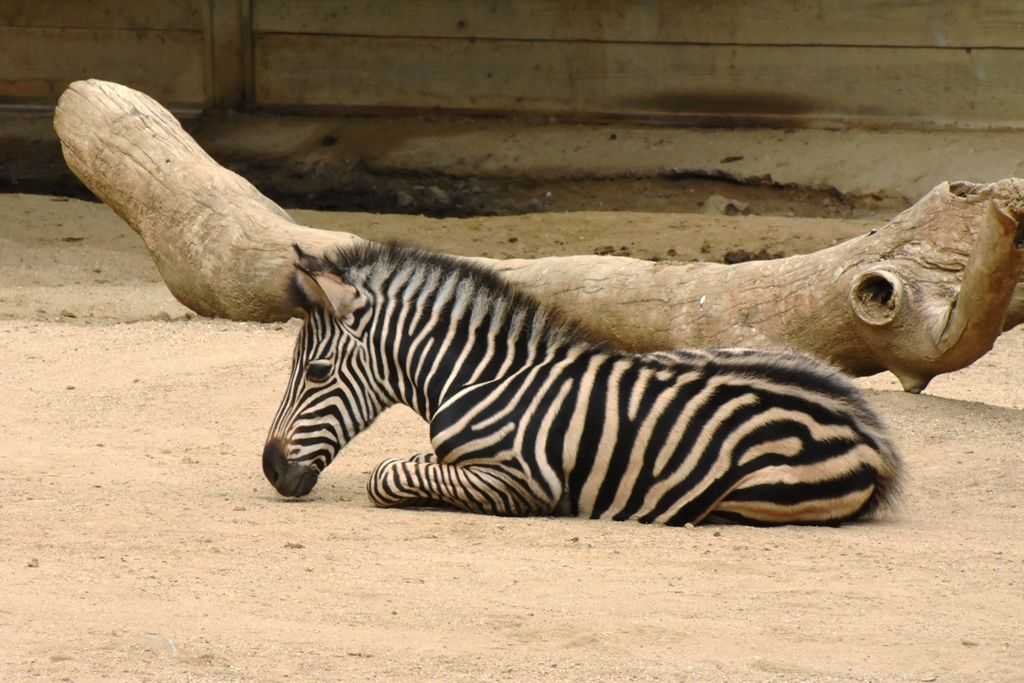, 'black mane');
312,241,601,349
